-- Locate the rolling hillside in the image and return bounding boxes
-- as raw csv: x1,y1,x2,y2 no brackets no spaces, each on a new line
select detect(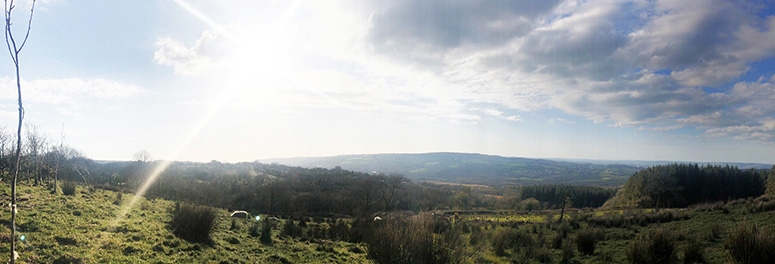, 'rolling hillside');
263,152,641,187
